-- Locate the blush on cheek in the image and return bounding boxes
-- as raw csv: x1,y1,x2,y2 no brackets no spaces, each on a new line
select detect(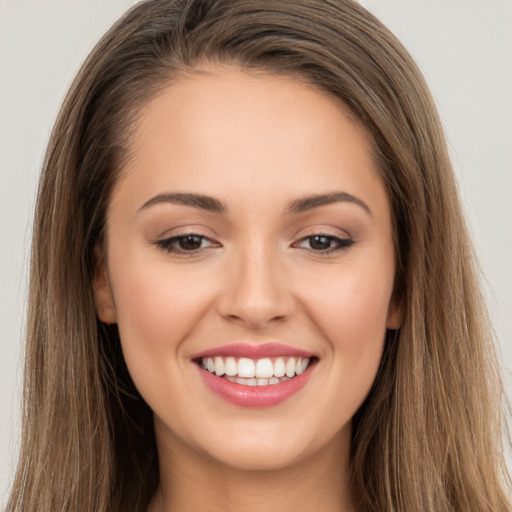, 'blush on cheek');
311,266,392,332
306,269,390,400
113,263,212,357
